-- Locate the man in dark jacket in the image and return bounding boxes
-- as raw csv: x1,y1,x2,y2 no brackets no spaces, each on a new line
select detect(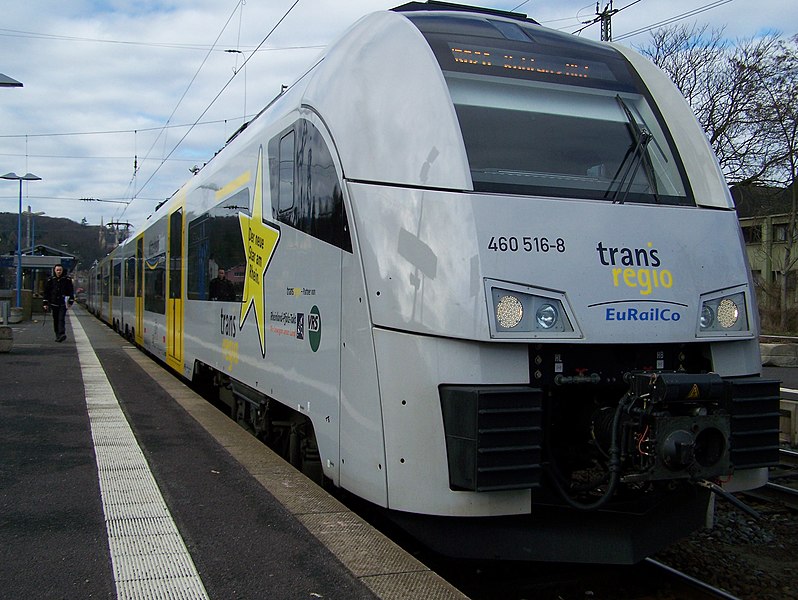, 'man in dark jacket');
209,268,236,301
42,264,75,342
